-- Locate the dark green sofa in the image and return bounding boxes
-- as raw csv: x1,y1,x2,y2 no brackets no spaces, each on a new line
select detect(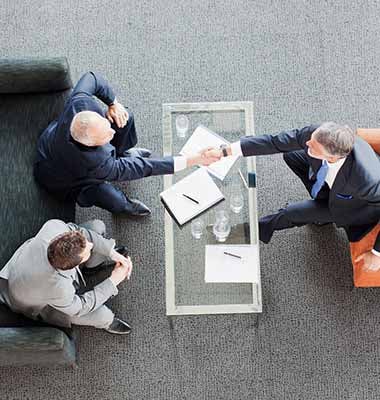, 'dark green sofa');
0,58,77,367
